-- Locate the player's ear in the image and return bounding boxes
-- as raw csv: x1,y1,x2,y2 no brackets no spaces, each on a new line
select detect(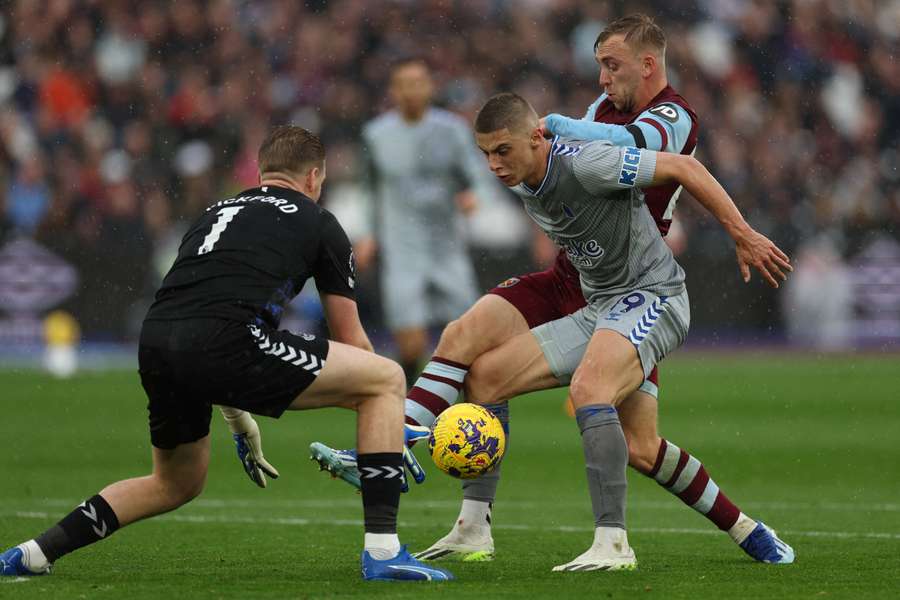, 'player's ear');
642,52,657,78
305,167,319,189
